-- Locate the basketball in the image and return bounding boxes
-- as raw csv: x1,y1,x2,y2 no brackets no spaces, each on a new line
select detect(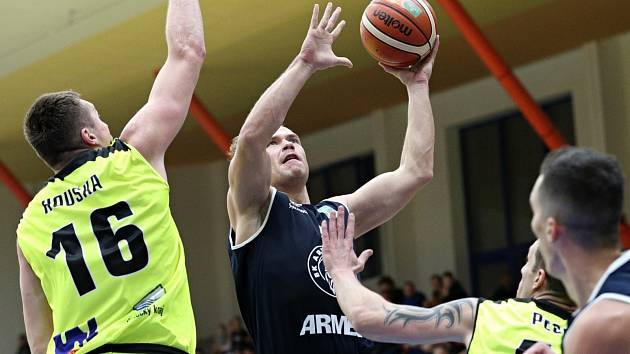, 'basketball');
360,0,438,68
